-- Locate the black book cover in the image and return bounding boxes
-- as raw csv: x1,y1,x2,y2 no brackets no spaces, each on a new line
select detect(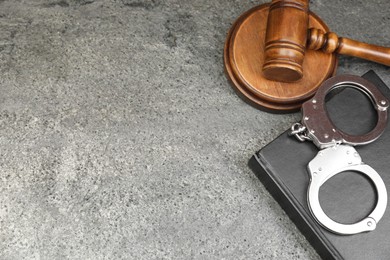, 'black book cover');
249,70,390,260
